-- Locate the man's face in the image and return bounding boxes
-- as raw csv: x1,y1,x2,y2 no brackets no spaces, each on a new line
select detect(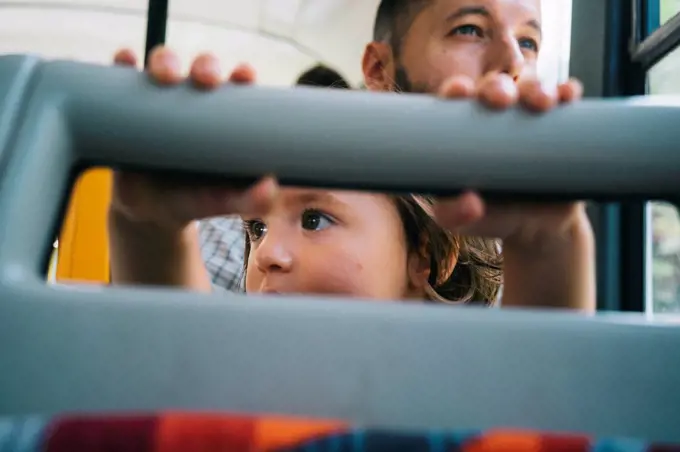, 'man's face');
364,0,543,93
